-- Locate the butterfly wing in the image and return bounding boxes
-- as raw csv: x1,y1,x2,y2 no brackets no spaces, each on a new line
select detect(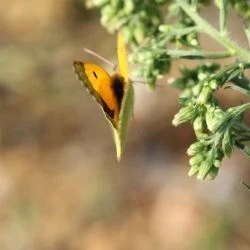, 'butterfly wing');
73,34,133,160
73,61,120,128
113,33,134,160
